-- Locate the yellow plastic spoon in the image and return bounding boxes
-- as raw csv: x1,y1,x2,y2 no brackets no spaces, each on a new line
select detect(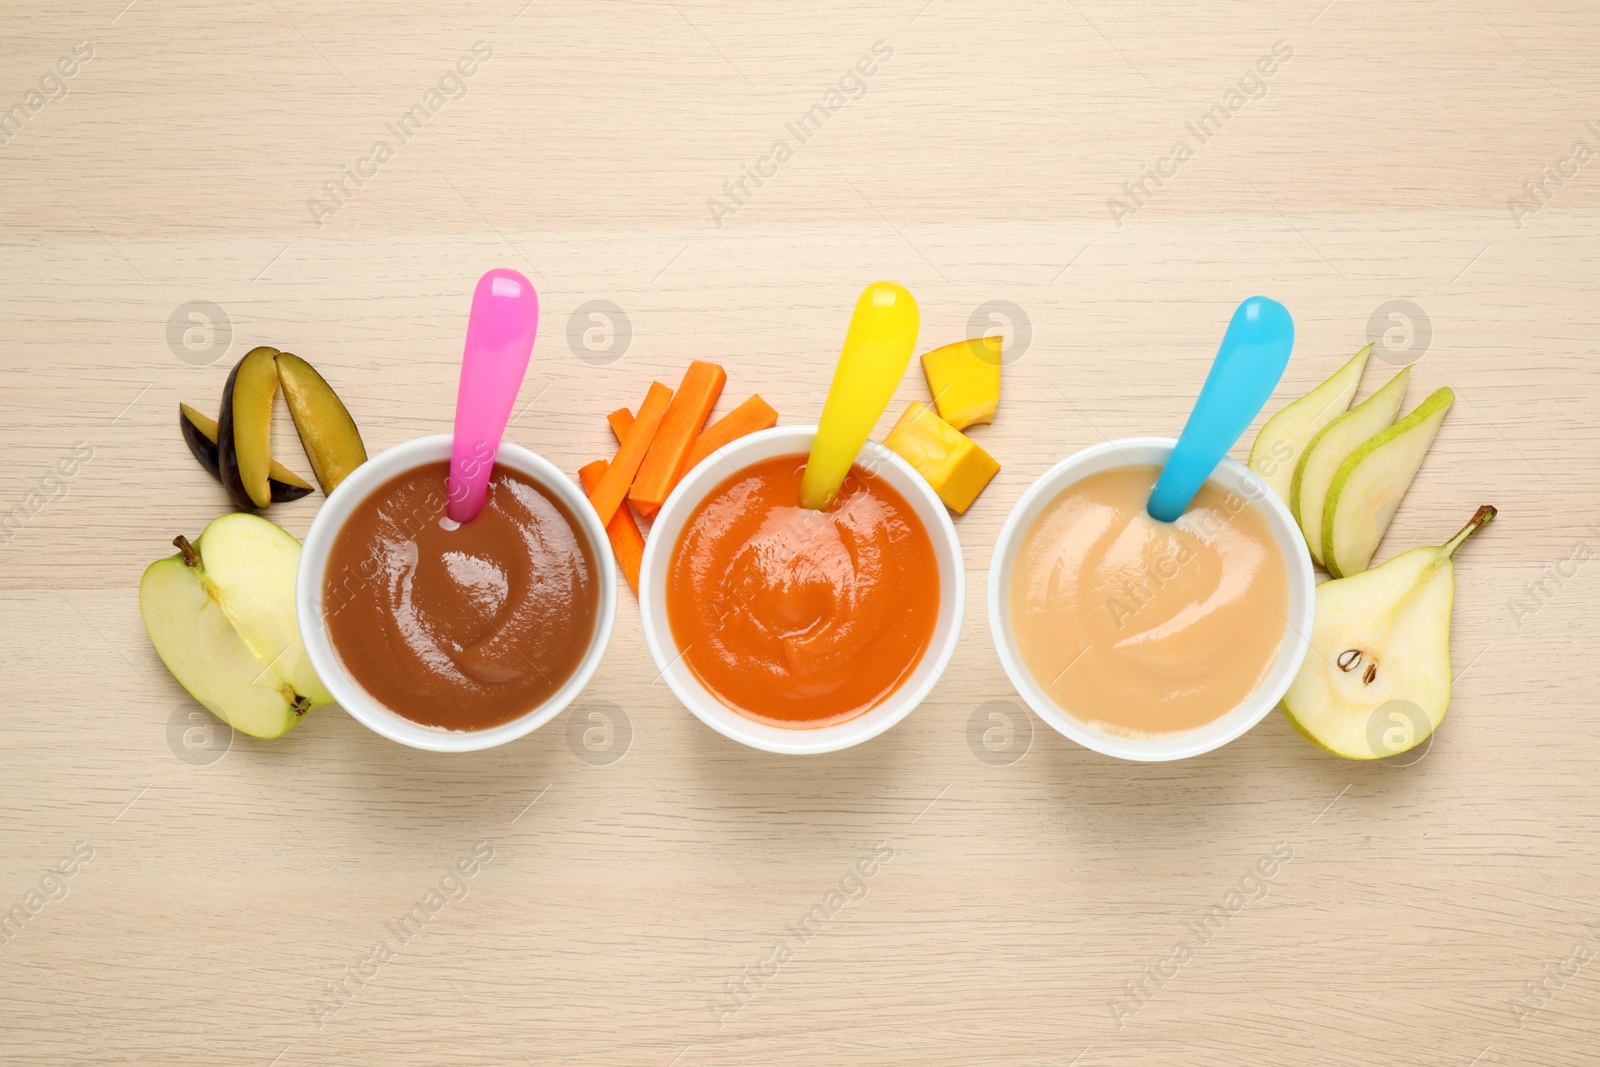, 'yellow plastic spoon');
800,281,920,510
